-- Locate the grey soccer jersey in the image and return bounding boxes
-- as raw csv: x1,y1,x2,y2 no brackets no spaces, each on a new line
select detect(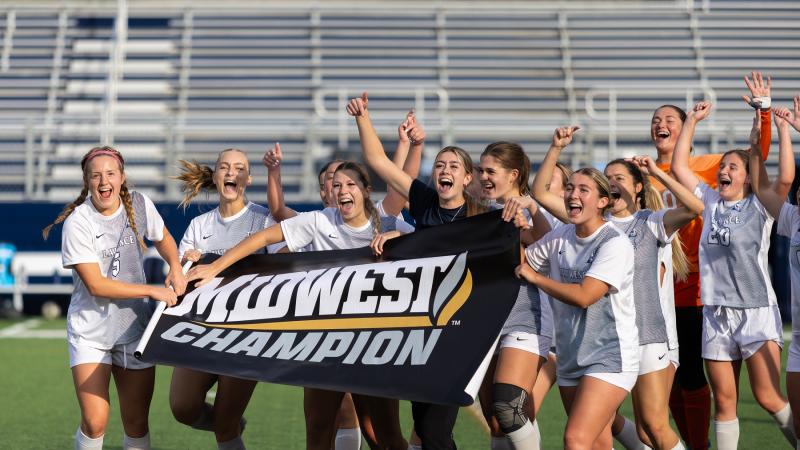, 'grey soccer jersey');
526,222,639,379
609,210,669,345
179,202,282,257
777,203,800,333
487,200,553,338
696,183,776,308
62,191,164,348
